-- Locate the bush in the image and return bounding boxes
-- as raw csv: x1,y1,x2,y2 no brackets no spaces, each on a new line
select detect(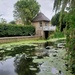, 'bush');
49,31,65,38
0,23,35,37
